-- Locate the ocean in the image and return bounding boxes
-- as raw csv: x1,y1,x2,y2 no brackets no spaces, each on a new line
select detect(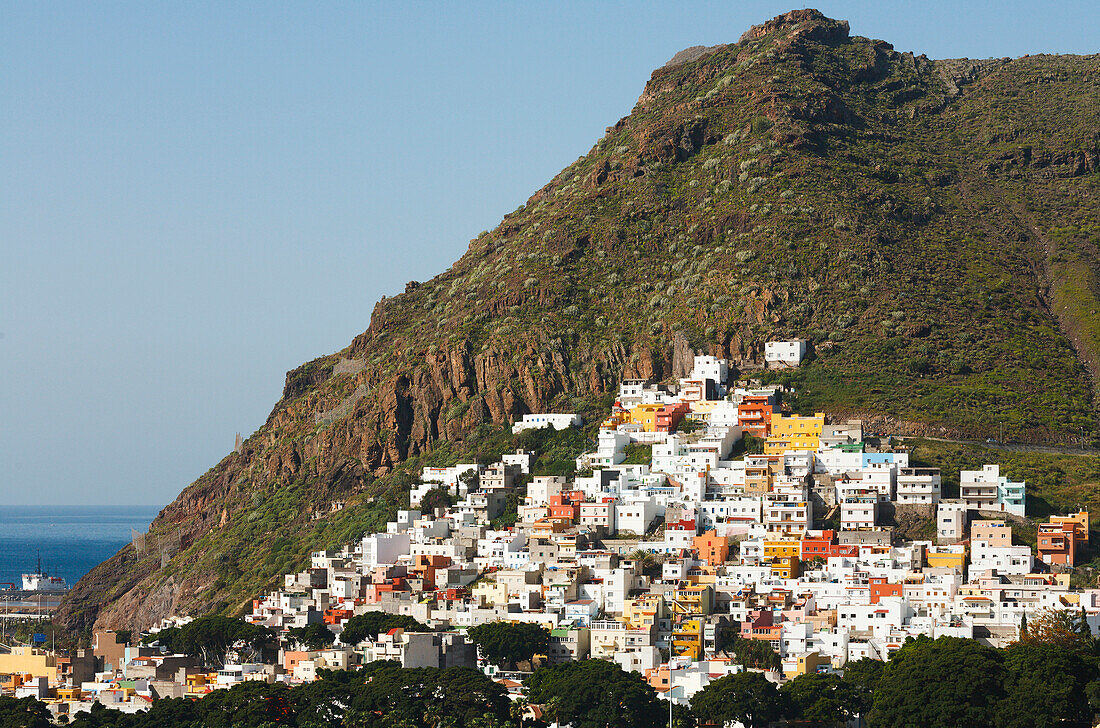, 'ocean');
0,505,162,589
